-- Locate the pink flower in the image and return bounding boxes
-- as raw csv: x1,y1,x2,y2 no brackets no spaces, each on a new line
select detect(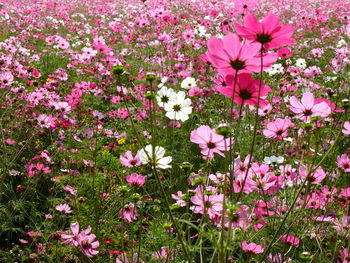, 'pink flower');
55,204,72,214
277,47,292,58
234,13,296,50
171,191,187,207
337,154,350,173
289,92,331,122
190,186,223,219
300,166,327,184
5,138,16,145
206,33,277,76
279,234,300,246
241,241,264,254
263,118,294,141
62,222,84,247
125,173,145,187
190,125,231,159
63,185,77,196
120,151,141,168
116,253,144,263
119,203,138,223
339,247,350,263
221,73,271,106
77,232,99,257
0,71,14,87
343,121,350,135
61,222,99,257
